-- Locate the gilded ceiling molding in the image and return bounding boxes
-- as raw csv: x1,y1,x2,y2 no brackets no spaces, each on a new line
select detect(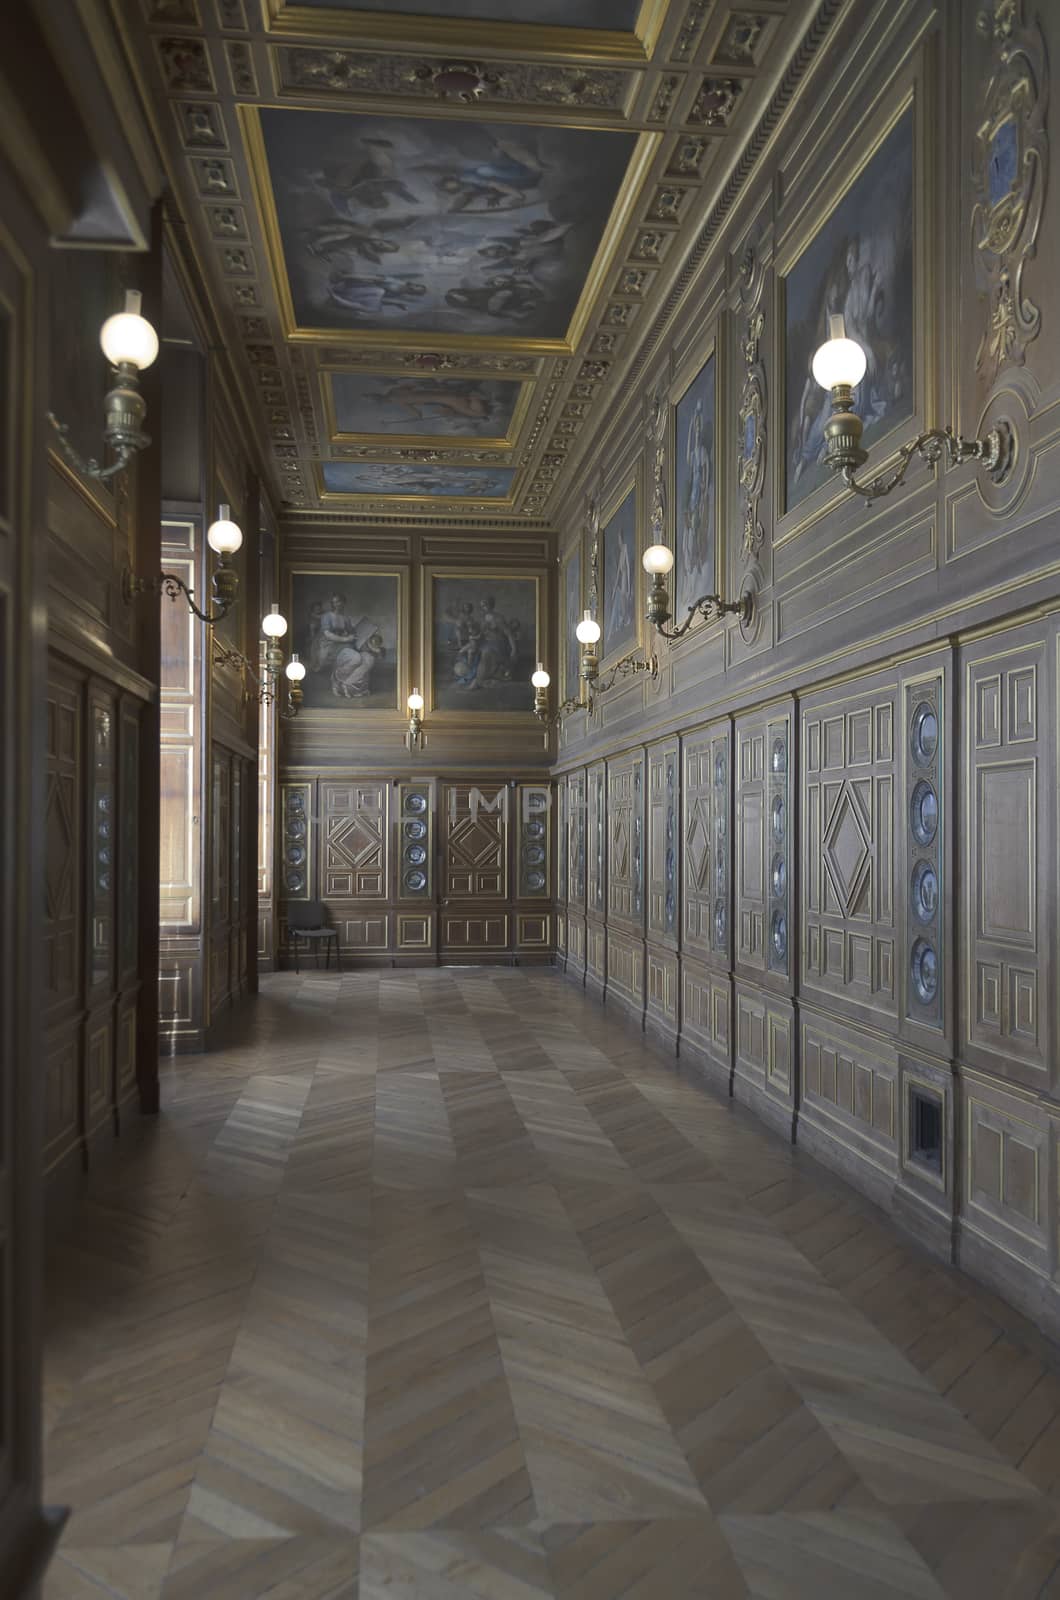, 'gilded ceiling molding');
628,0,846,384
971,0,1048,381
